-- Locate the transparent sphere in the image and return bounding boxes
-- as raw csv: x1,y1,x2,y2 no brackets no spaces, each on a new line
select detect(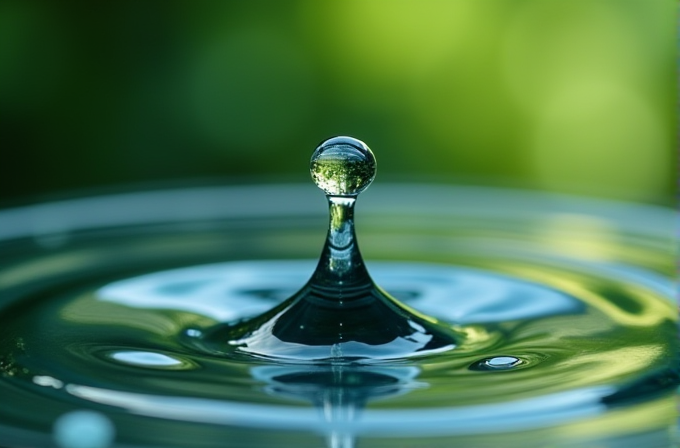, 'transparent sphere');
310,136,376,196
